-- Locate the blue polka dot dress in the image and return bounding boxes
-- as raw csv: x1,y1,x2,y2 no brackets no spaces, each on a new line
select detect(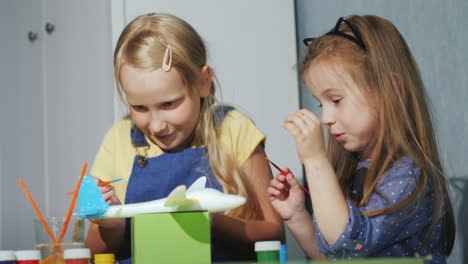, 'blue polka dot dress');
313,157,445,263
